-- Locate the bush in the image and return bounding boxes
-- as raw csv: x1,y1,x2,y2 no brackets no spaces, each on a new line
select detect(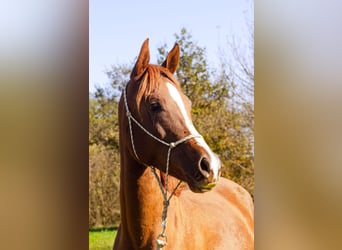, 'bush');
89,144,120,228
